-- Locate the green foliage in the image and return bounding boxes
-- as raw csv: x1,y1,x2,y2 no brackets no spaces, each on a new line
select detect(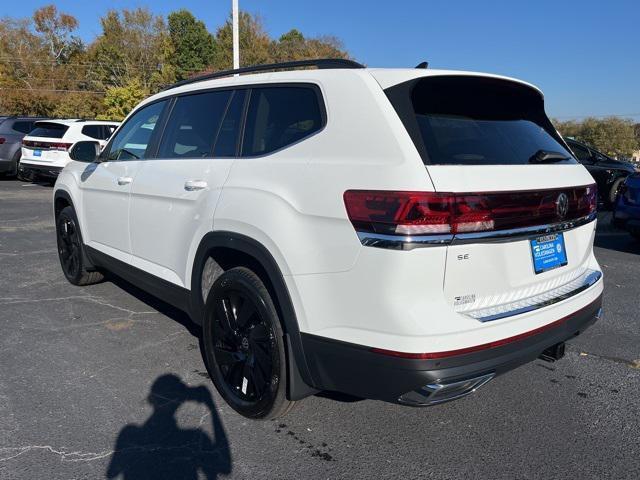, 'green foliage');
555,117,639,158
0,6,351,119
88,8,175,91
52,93,103,119
271,29,349,63
97,79,149,121
212,12,272,69
168,10,215,80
